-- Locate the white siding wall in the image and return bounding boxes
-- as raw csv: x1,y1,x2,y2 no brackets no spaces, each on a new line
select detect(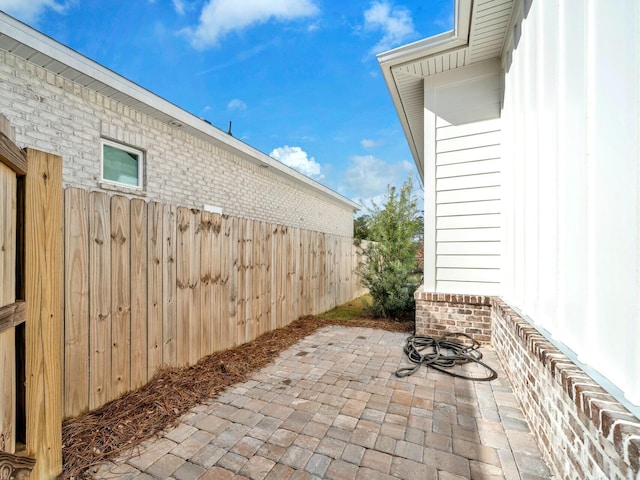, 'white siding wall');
424,60,502,295
501,0,640,406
